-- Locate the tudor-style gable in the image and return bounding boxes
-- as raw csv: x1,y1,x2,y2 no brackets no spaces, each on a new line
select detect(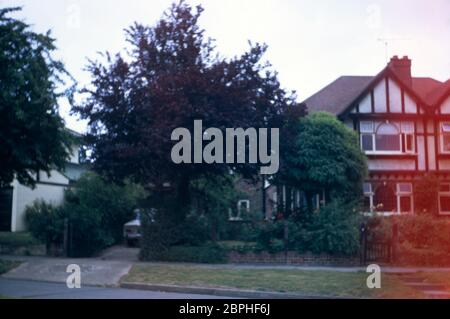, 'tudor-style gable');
303,56,450,215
